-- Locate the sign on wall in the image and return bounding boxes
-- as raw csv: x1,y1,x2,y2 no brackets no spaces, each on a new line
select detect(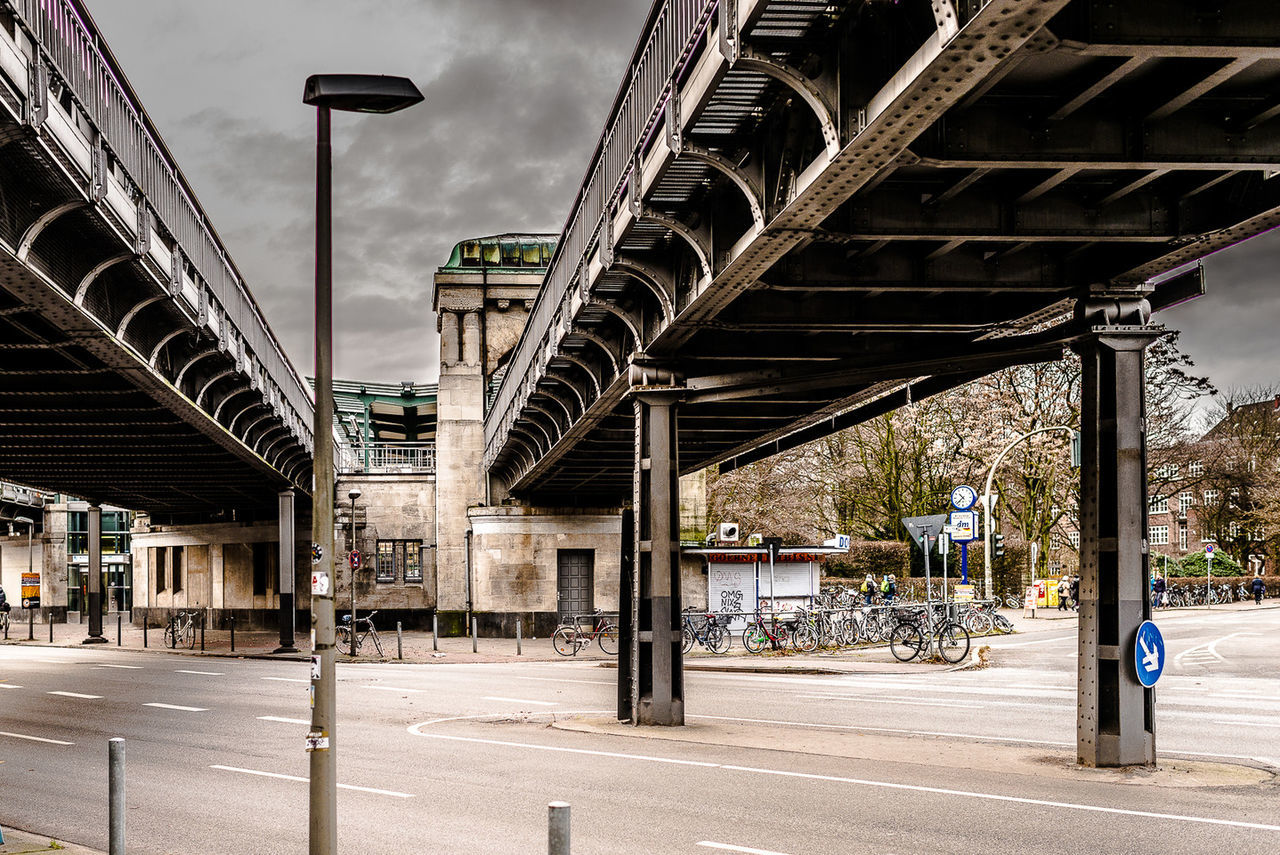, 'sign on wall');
707,559,819,630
